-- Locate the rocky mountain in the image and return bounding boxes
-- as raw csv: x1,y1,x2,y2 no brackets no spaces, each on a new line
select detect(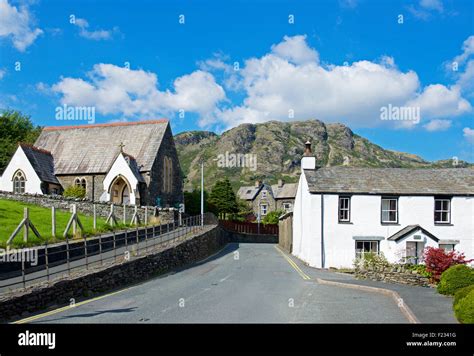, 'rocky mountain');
174,119,472,190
